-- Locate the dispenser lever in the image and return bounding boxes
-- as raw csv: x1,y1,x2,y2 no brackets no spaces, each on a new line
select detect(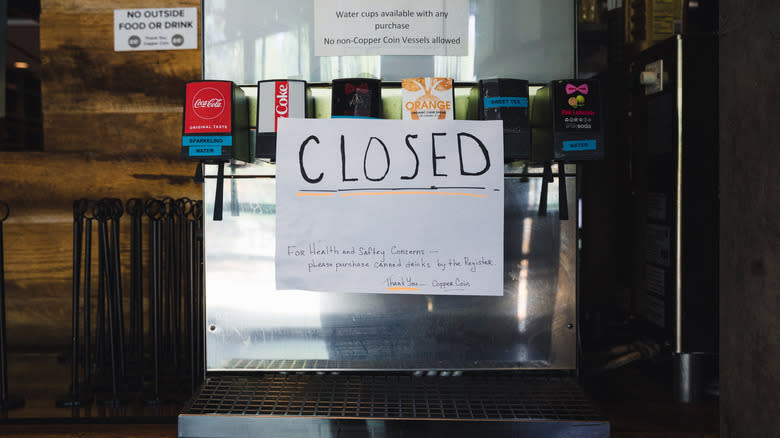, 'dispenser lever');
213,163,225,221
